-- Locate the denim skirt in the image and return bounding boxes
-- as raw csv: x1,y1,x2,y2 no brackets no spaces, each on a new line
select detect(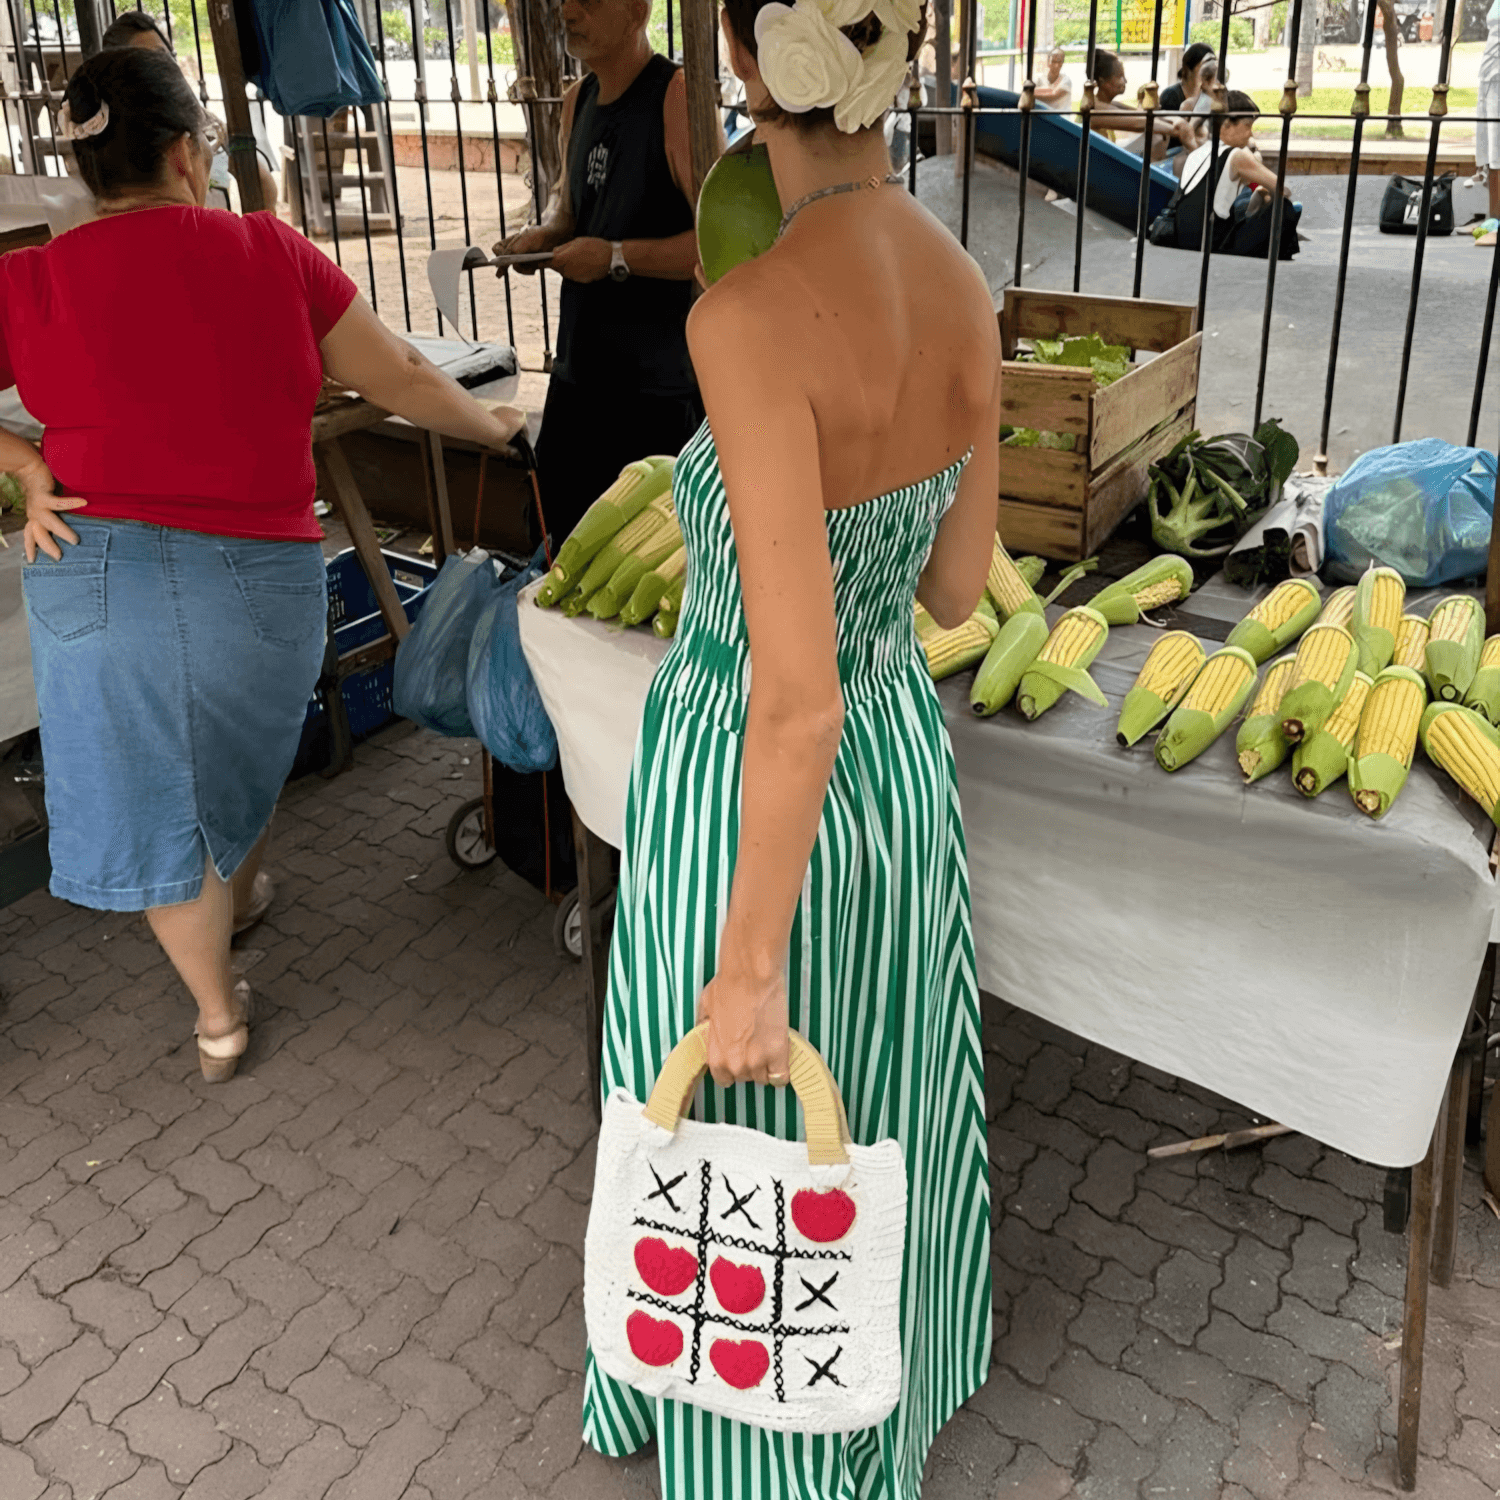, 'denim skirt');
24,519,327,911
